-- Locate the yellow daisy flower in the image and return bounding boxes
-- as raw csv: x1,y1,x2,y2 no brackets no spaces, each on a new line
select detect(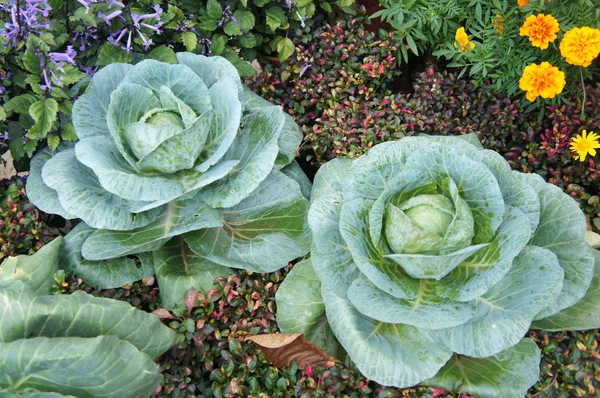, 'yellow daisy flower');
520,14,559,49
570,130,600,162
